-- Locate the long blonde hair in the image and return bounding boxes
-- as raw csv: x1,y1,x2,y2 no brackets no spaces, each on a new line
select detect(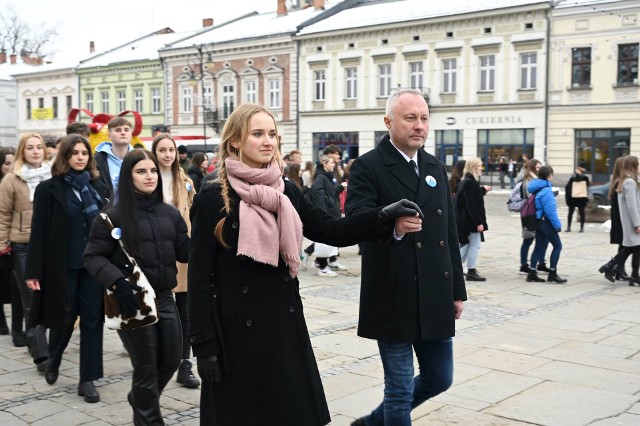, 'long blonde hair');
616,155,639,193
463,157,482,180
214,104,282,247
14,132,48,172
